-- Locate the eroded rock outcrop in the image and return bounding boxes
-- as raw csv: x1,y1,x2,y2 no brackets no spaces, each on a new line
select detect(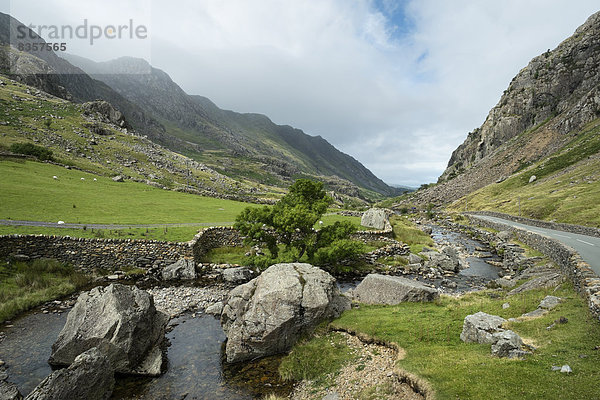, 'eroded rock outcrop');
220,263,350,363
49,284,168,376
